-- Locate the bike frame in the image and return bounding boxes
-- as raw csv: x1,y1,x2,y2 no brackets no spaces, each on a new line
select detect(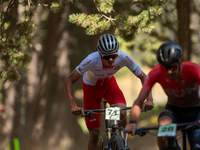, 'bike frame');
102,99,130,150
84,99,131,150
